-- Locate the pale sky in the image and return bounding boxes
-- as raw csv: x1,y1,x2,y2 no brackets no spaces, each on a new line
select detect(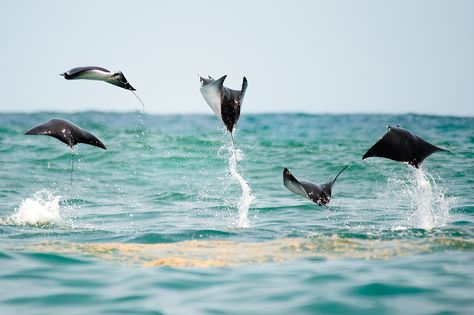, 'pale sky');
0,0,473,116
